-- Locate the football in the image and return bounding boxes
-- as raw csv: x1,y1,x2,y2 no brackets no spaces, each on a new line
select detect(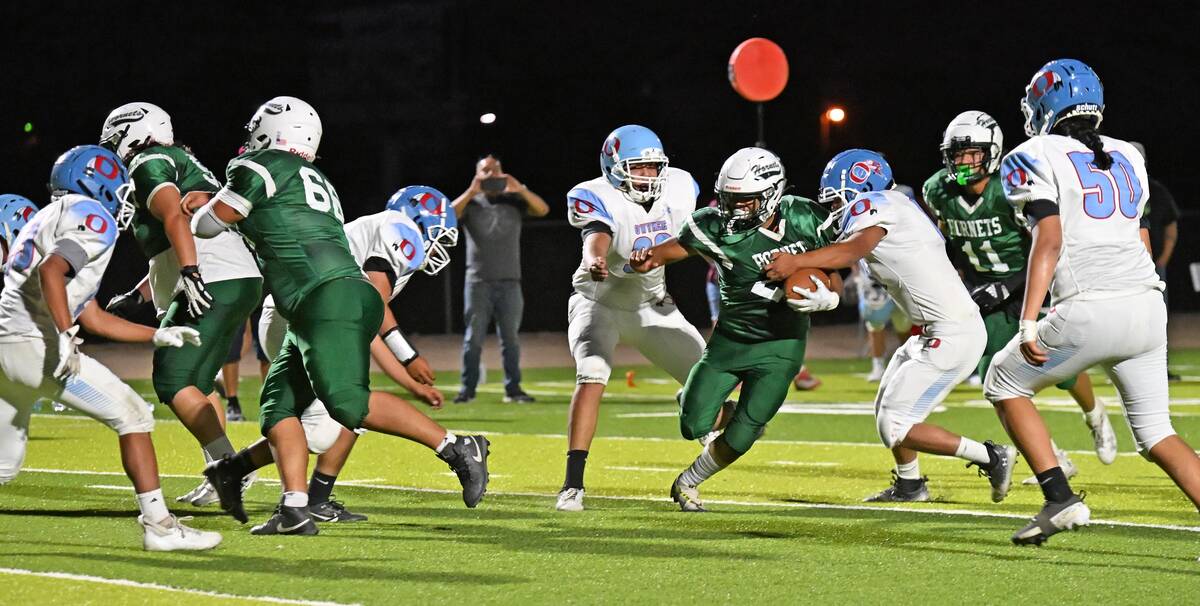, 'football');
785,268,833,298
